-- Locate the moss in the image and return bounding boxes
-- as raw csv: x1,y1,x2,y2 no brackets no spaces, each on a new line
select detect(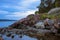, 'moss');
38,13,58,20
39,13,48,20
35,11,39,14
